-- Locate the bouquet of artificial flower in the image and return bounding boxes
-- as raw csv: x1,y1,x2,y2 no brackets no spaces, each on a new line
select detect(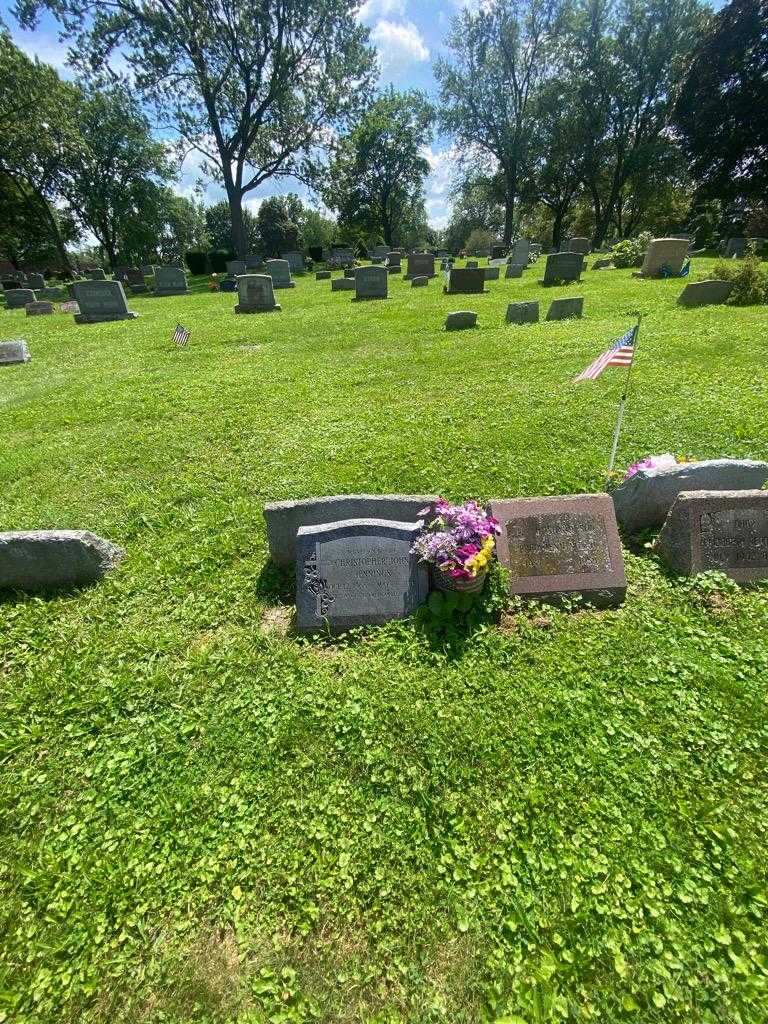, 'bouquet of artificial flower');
412,498,500,584
623,453,678,480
